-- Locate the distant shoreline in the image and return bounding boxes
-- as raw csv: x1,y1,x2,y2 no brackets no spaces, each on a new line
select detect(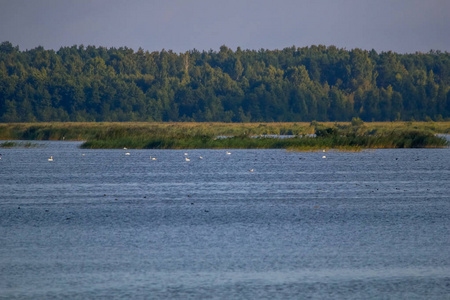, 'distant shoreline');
1,121,449,149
